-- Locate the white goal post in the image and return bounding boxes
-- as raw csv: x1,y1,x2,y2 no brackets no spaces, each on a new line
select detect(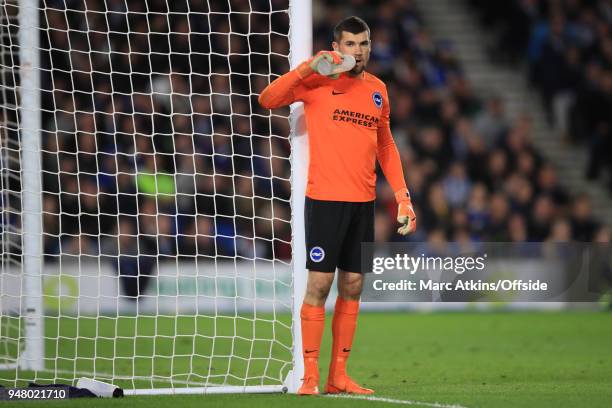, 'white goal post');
0,0,310,395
